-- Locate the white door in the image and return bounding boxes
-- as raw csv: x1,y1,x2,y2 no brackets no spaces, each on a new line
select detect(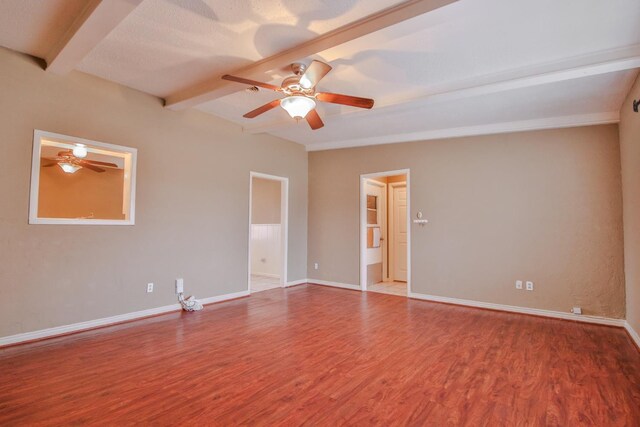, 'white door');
392,185,407,281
